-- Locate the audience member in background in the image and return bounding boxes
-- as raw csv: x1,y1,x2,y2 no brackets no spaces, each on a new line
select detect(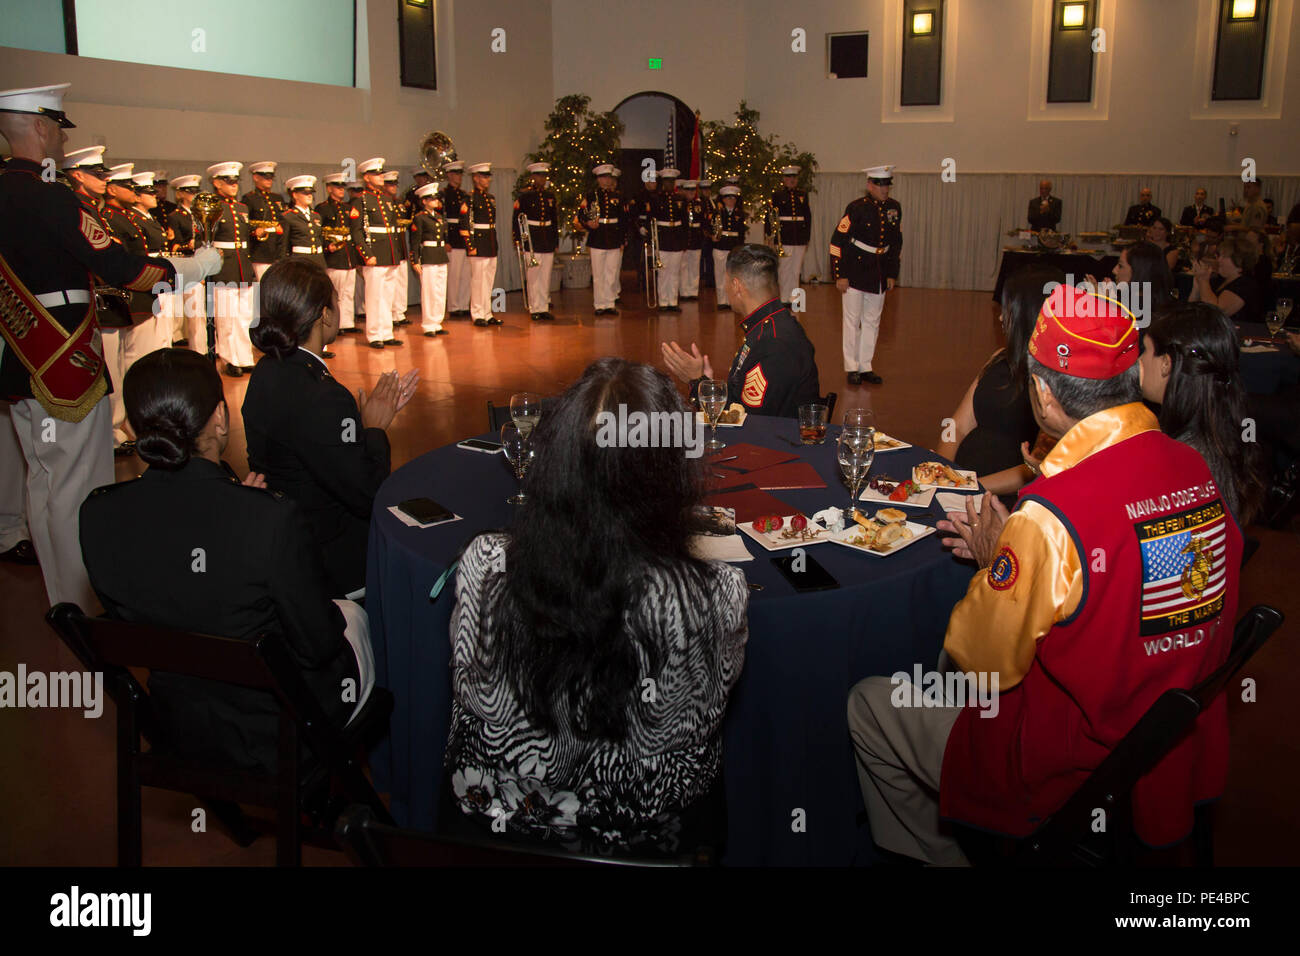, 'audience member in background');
851,284,1242,864
662,244,819,417
79,349,372,773
243,259,418,596
445,358,748,854
1189,236,1261,323
1275,220,1300,271
1264,198,1277,227
1145,217,1181,273
1239,180,1268,230
1287,201,1300,227
1087,241,1176,320
1027,179,1061,231
938,265,1062,499
1123,188,1161,227
1180,188,1213,229
1243,228,1274,297
1140,304,1266,525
